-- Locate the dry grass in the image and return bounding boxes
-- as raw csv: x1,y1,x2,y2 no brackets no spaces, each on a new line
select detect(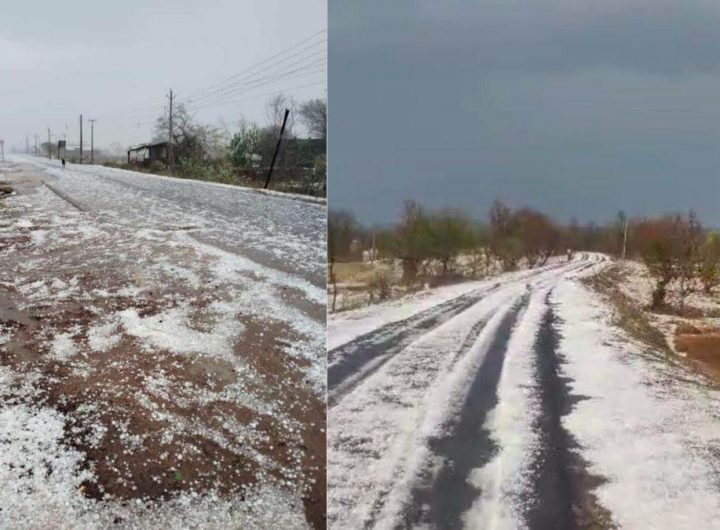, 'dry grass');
584,263,720,386
333,262,377,283
582,265,672,357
